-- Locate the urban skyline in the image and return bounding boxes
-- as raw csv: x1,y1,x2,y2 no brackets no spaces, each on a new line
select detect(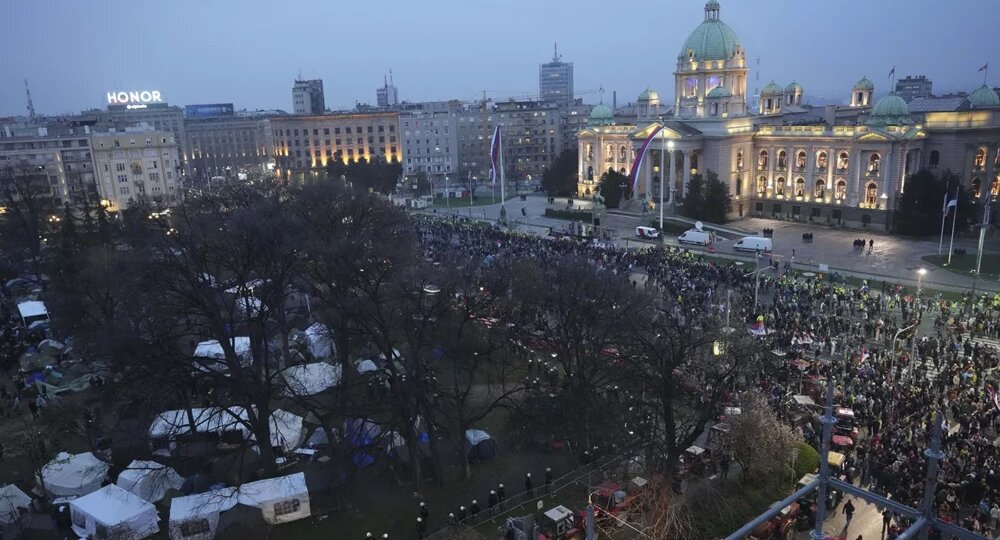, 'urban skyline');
1,0,997,117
